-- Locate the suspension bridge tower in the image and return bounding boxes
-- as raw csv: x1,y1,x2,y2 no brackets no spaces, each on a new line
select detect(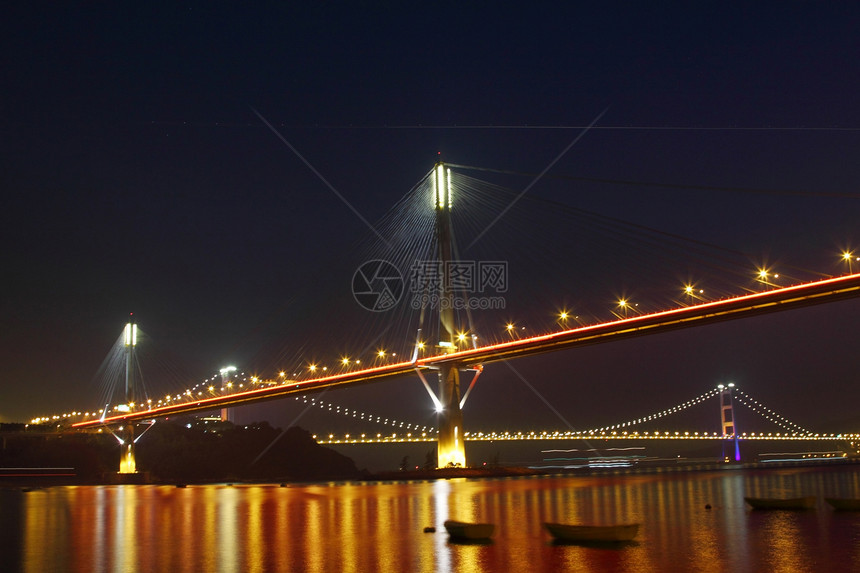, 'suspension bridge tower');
718,383,741,462
434,162,467,468
119,318,138,474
